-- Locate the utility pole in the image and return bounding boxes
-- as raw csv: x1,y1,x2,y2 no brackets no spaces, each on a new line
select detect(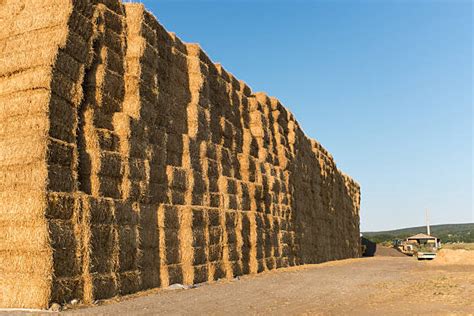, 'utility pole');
426,209,431,236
